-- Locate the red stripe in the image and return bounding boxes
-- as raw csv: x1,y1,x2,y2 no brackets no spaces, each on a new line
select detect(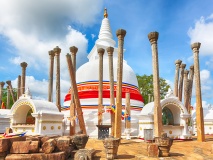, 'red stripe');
64,90,144,102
